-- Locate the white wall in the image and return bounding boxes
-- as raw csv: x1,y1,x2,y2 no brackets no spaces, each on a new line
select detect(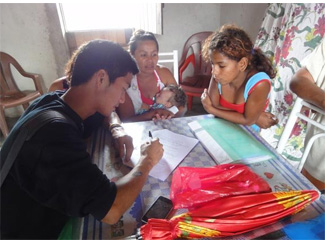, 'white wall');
158,3,267,52
156,3,267,76
1,3,267,89
0,3,69,91
220,3,268,42
157,3,220,55
0,3,69,117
